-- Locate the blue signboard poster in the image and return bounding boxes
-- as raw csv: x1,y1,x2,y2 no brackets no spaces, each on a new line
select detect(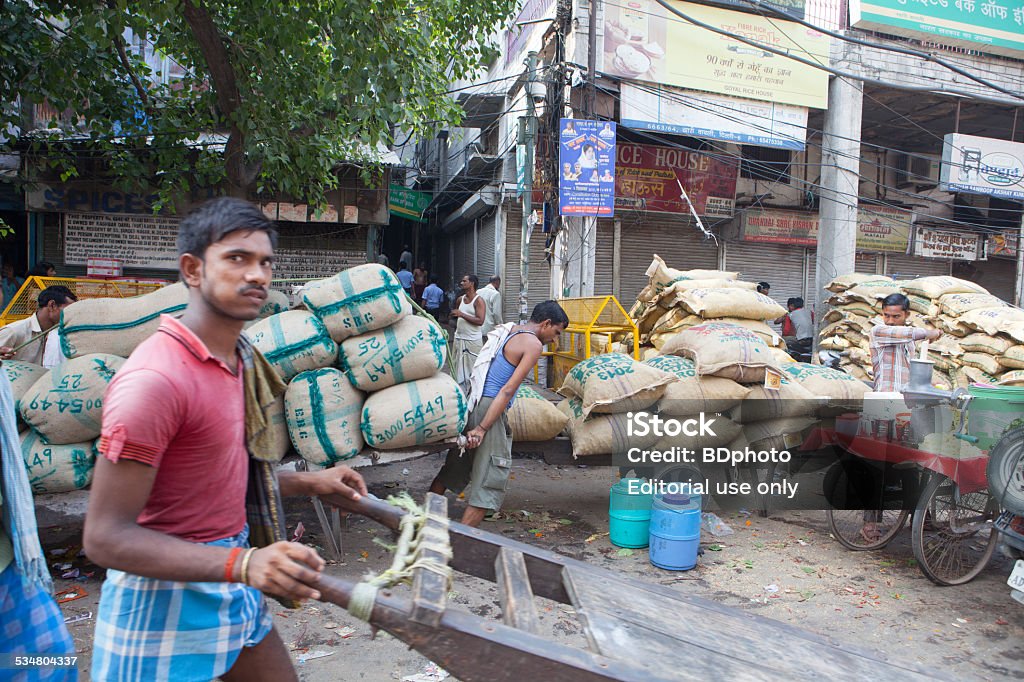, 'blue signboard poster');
559,119,616,217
